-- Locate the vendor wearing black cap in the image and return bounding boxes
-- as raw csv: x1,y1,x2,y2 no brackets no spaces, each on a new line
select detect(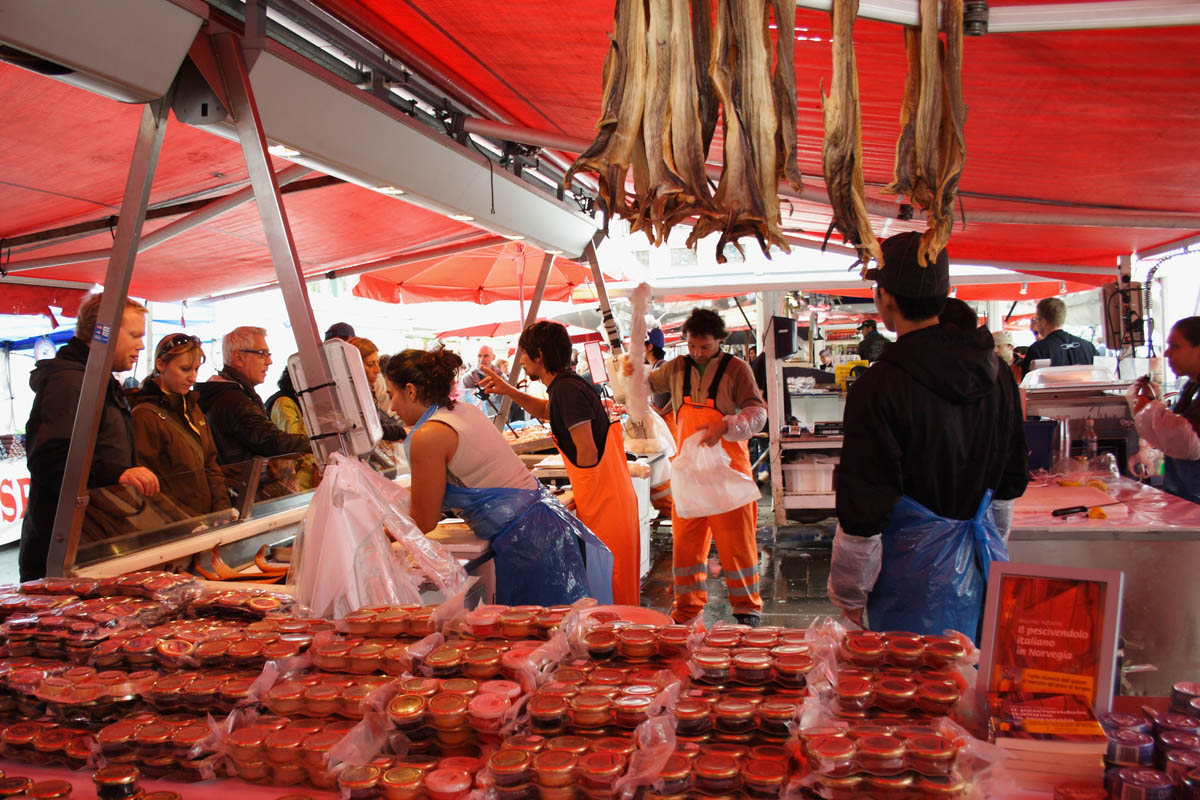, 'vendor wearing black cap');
856,319,889,363
829,232,1028,638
